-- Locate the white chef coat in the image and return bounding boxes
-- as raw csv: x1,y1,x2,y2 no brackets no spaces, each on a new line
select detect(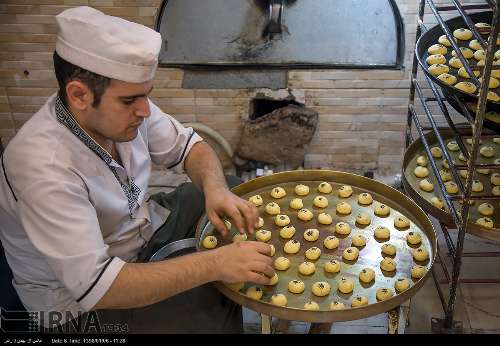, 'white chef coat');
0,93,203,326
